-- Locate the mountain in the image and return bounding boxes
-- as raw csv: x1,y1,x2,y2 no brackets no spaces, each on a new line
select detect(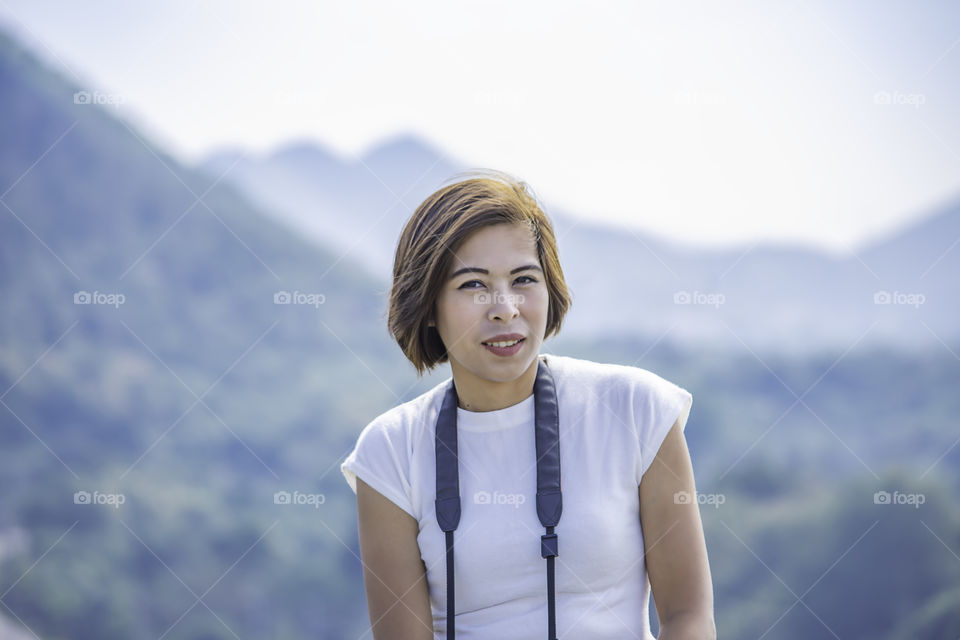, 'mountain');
202,134,462,281
199,141,960,356
0,27,449,640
